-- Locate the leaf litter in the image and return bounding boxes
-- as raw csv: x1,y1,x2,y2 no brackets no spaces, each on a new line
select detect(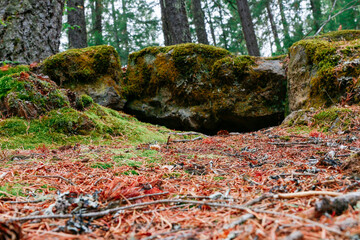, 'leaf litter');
0,106,360,239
